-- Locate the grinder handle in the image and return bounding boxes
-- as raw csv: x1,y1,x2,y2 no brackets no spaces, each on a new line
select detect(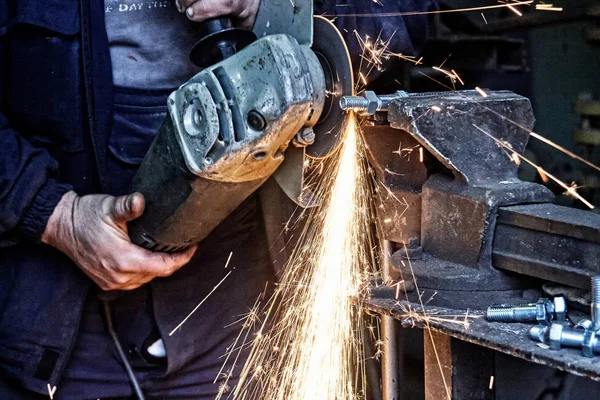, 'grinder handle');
189,17,256,67
198,17,234,37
